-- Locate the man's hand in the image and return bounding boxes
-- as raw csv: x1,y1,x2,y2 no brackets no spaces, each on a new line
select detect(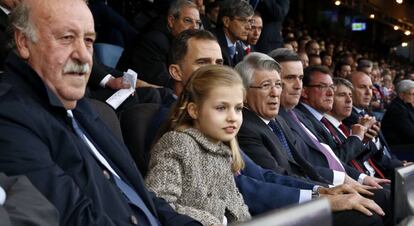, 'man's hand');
327,193,385,216
362,176,391,189
350,124,367,140
106,77,130,90
319,184,373,196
